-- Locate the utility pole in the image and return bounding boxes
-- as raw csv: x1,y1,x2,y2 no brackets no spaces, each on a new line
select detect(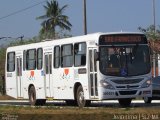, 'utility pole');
153,0,156,32
152,0,156,77
18,35,24,44
83,0,87,35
